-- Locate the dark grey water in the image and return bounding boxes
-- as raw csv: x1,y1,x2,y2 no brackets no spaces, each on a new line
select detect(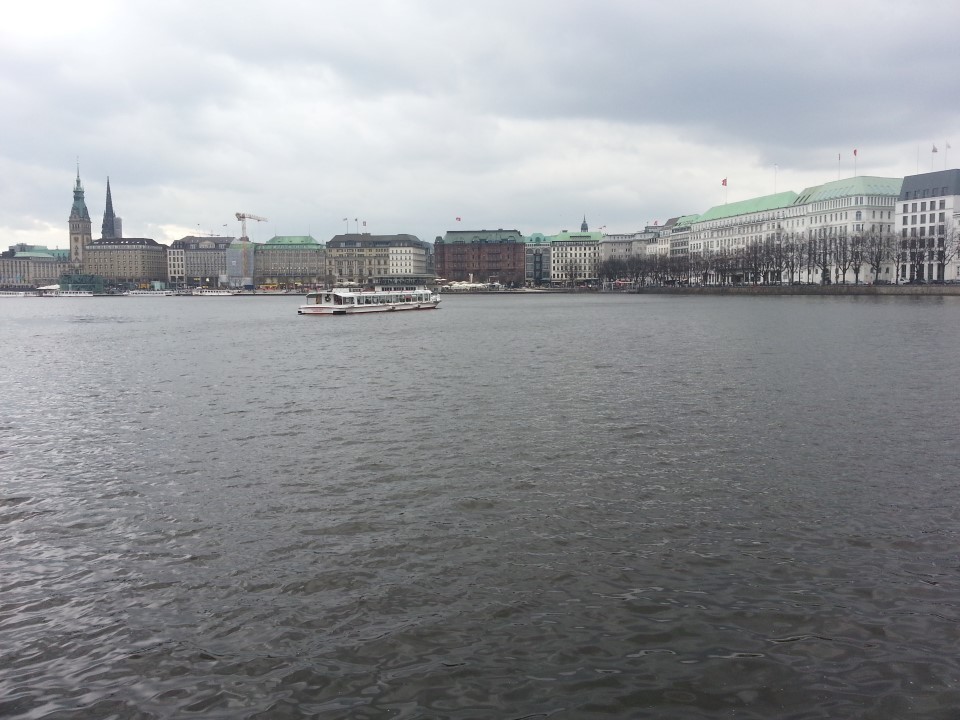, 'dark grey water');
2,293,960,719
